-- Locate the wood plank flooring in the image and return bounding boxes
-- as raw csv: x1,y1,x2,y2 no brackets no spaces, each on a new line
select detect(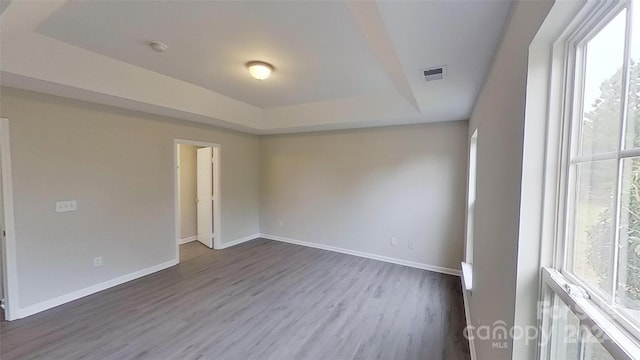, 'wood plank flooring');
0,239,470,360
